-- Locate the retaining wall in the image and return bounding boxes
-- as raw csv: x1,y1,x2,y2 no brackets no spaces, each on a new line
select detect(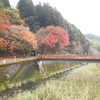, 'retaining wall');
0,60,79,83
